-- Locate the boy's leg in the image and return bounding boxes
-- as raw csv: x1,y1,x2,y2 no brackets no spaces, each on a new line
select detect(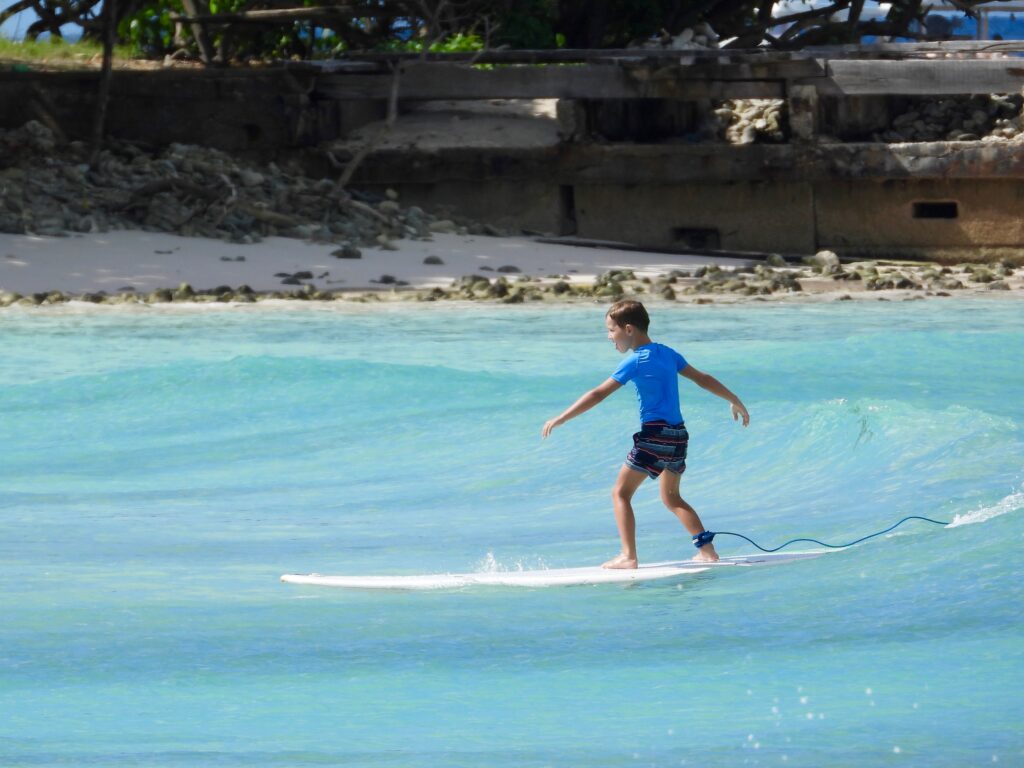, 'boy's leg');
604,464,648,569
659,471,719,562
